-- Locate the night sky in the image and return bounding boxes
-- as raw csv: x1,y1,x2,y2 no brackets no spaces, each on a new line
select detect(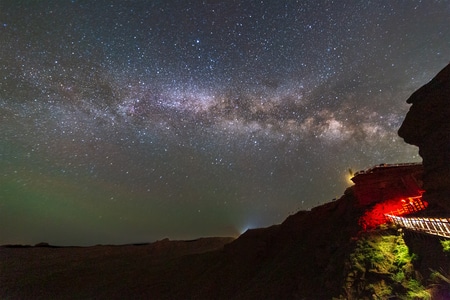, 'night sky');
1,1,449,246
